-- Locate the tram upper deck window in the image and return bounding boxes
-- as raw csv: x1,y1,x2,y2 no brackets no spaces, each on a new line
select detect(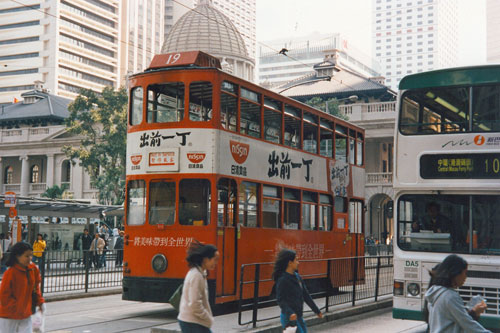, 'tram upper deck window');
221,81,237,131
284,105,301,149
149,180,175,225
130,87,143,125
335,125,347,163
147,82,185,123
240,88,261,138
303,112,318,154
189,81,212,121
264,97,282,144
126,180,146,226
179,179,211,226
399,87,469,134
320,119,333,158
